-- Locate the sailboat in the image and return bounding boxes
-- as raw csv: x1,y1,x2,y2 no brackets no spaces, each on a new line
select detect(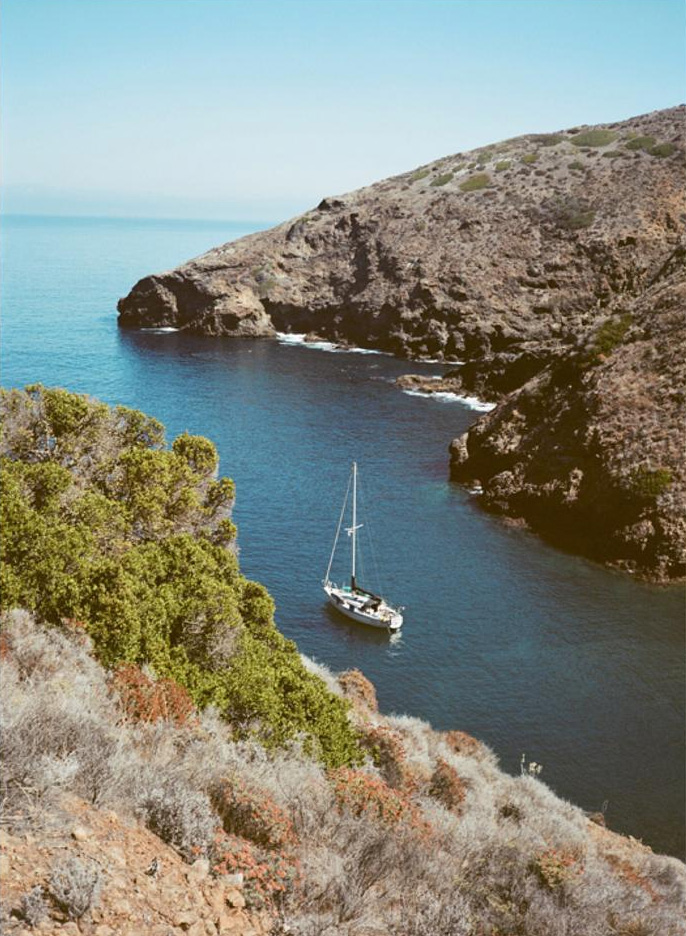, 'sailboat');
323,462,404,631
